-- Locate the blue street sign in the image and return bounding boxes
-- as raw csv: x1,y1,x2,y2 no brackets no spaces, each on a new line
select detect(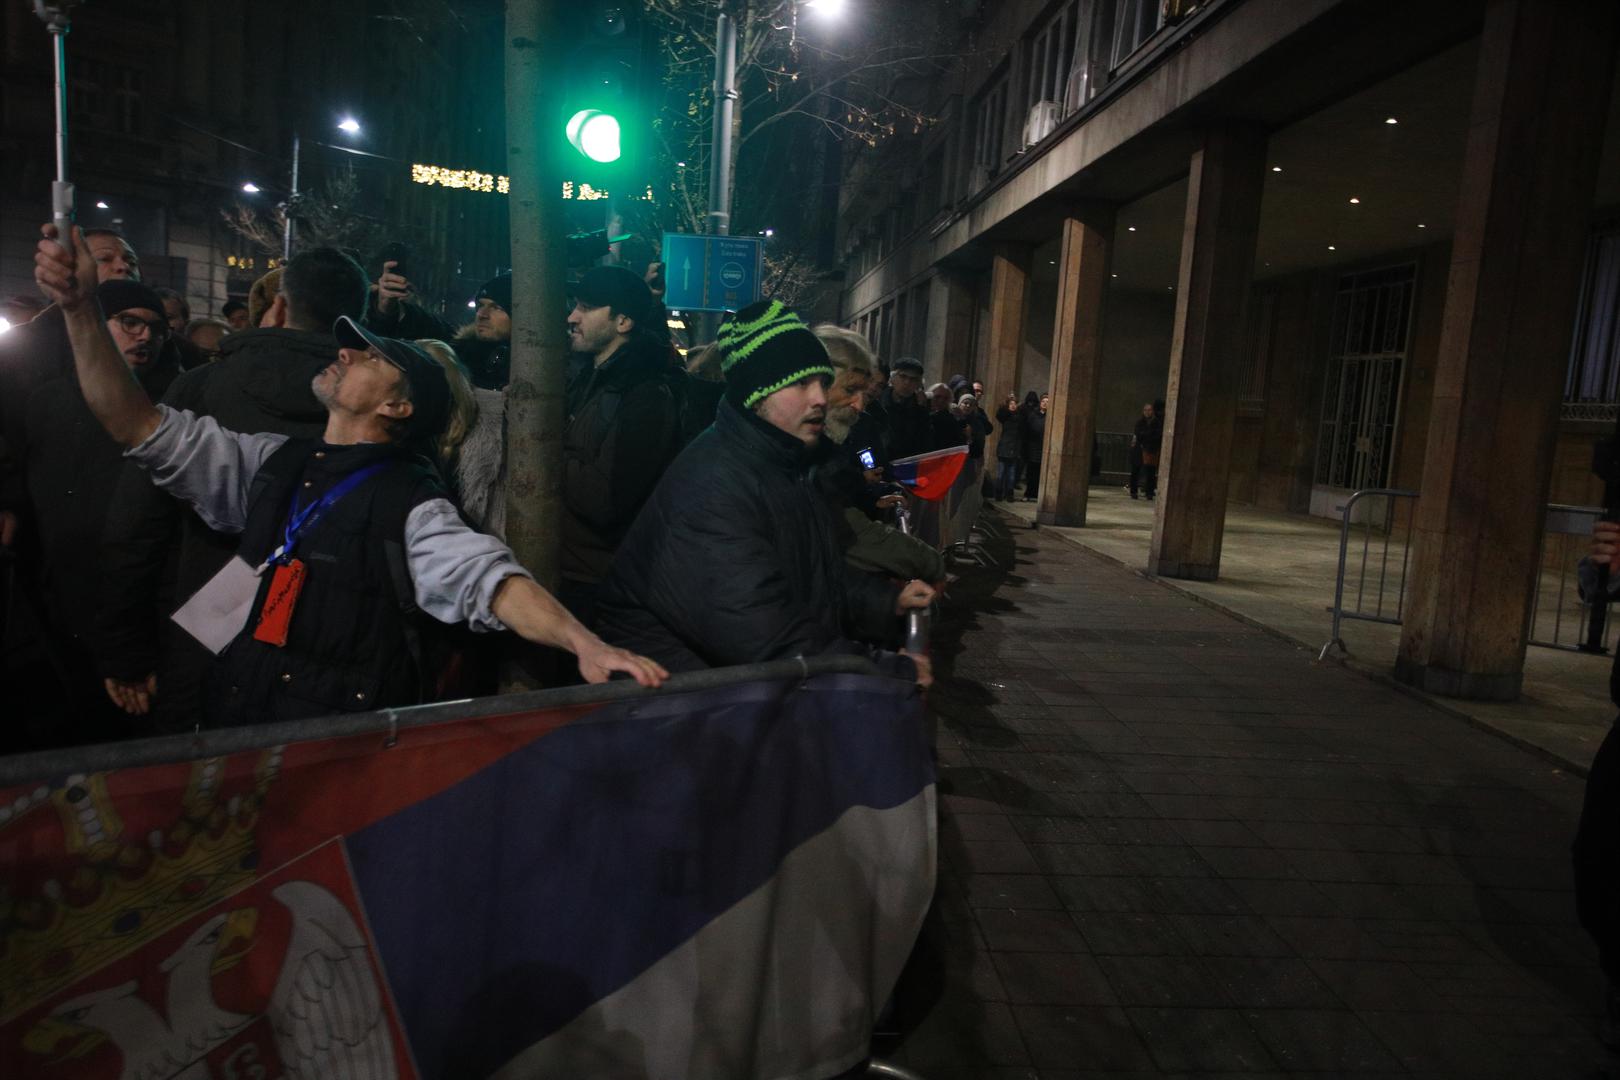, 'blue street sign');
661,233,764,312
